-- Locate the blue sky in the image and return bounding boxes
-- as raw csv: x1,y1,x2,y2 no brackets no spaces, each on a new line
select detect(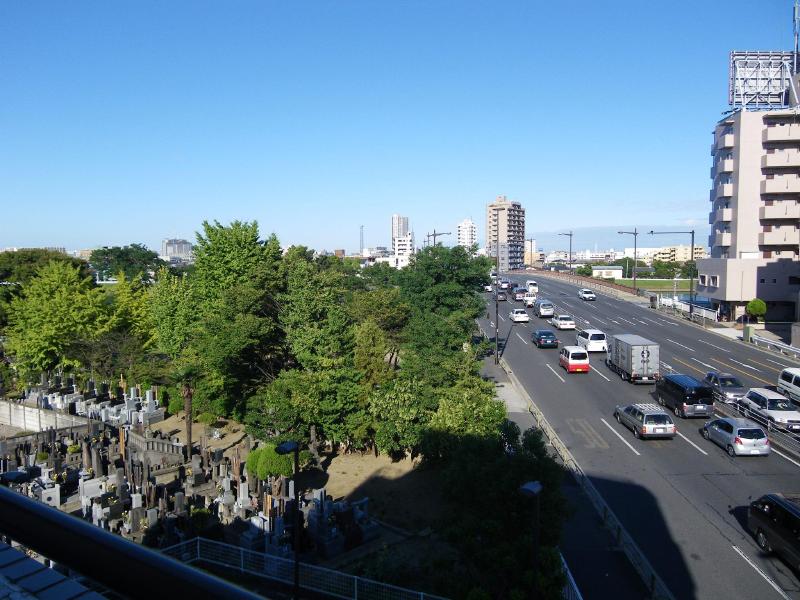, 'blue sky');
0,1,794,253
